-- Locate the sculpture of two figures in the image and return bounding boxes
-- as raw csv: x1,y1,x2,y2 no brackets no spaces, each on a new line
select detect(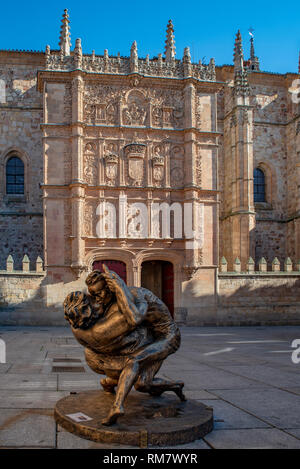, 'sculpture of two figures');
63,265,185,426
